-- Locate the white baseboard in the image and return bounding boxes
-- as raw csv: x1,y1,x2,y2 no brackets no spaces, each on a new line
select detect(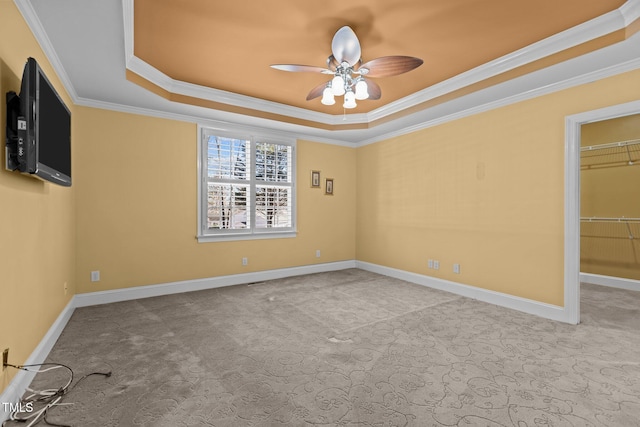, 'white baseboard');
74,260,357,307
356,261,572,323
0,299,75,421
580,272,640,291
